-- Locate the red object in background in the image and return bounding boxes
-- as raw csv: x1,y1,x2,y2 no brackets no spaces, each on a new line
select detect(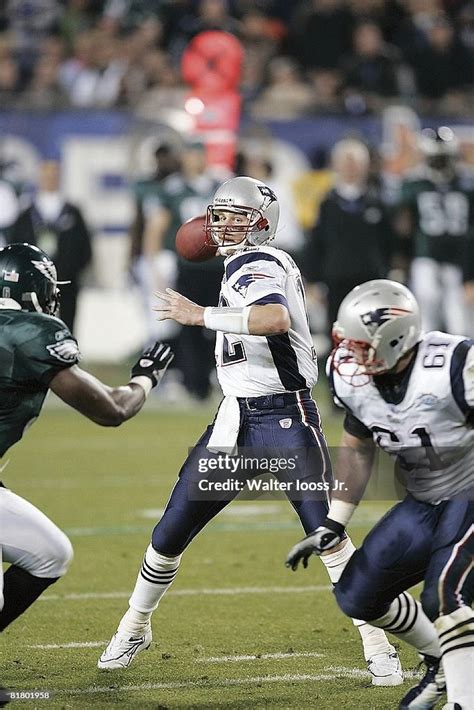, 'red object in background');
182,31,243,92
185,90,241,168
181,31,243,171
175,215,218,262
